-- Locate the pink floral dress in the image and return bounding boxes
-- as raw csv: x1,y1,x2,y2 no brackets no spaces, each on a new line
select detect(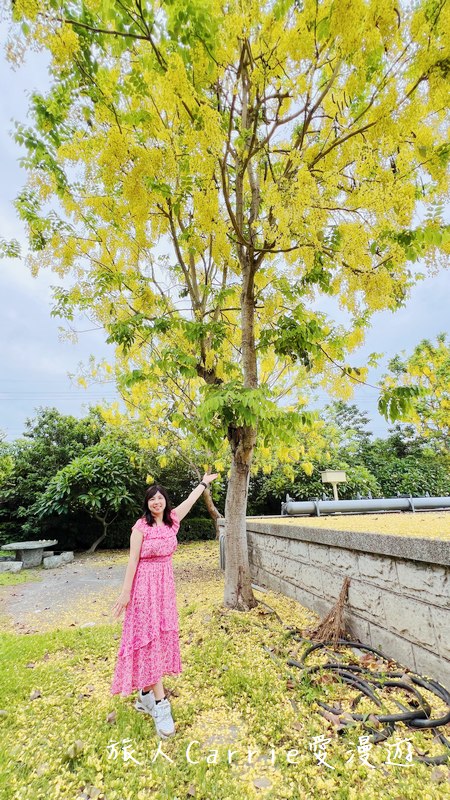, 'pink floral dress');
110,509,182,696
